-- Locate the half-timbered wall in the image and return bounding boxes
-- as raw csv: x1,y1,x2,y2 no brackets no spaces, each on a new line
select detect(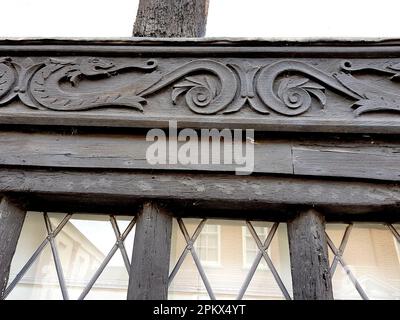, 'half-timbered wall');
0,38,400,300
